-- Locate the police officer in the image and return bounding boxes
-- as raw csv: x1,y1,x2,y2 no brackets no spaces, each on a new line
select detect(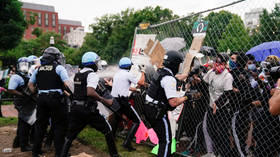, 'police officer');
27,55,40,75
28,47,70,157
144,50,192,157
60,52,121,157
8,57,36,152
111,57,145,151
